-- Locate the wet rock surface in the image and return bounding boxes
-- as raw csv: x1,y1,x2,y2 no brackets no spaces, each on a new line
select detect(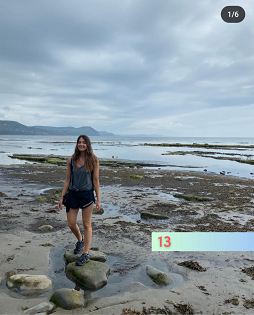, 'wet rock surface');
6,274,53,296
65,260,110,289
50,288,85,310
146,265,173,286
